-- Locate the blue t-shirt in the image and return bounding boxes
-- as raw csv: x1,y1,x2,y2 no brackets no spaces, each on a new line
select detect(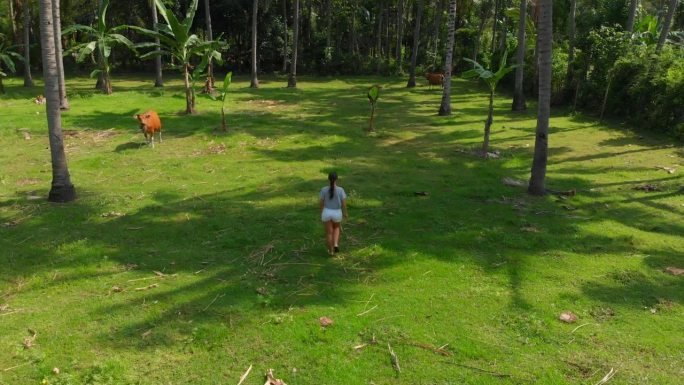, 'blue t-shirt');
319,186,347,210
